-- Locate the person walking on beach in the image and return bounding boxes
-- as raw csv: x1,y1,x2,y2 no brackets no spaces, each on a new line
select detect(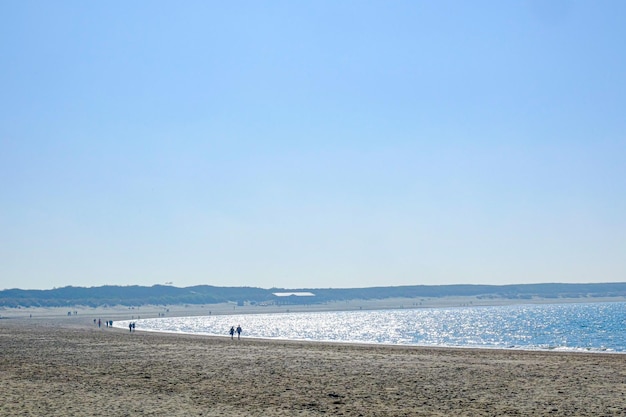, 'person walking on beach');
236,325,242,340
229,326,235,340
